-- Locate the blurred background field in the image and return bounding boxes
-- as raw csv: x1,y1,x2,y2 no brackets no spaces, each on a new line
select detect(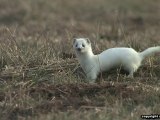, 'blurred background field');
0,0,160,120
